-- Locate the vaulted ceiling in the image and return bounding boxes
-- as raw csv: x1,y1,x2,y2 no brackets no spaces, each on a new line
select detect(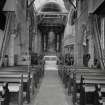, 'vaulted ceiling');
41,2,62,12
29,0,77,33
37,1,68,33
